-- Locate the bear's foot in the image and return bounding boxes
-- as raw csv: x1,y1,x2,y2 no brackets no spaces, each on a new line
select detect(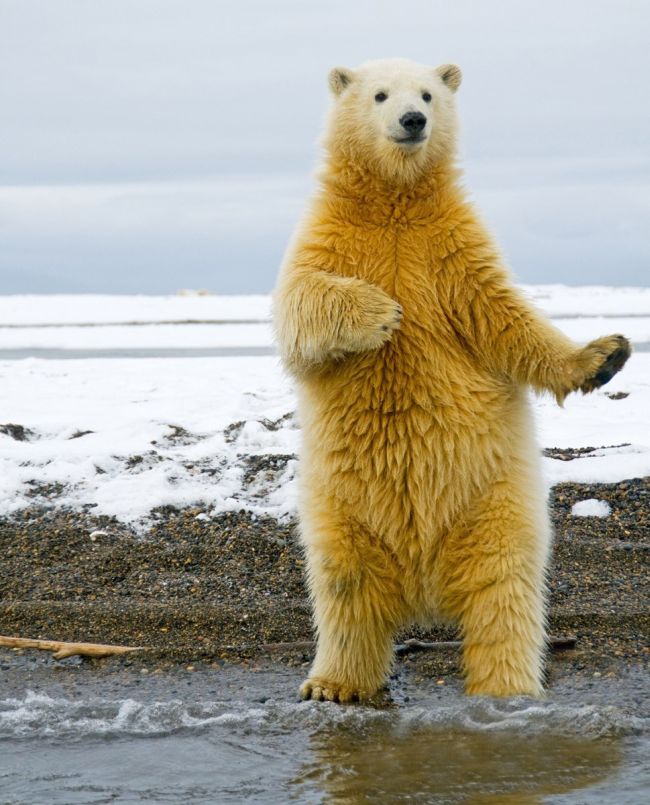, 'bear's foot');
462,633,546,699
299,676,372,703
578,334,631,394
